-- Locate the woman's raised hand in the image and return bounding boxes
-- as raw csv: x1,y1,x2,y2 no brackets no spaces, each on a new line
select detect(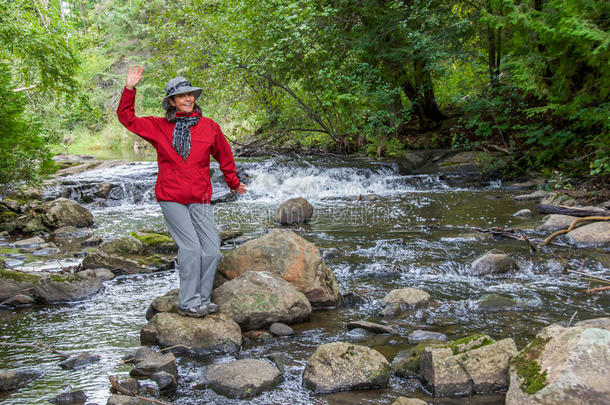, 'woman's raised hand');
235,182,248,194
125,65,143,90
